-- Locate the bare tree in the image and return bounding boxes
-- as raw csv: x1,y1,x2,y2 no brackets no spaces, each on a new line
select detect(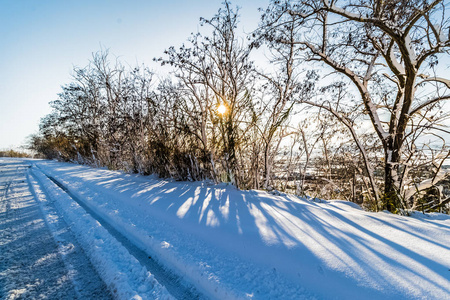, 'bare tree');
258,0,450,212
159,1,256,188
254,19,299,190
